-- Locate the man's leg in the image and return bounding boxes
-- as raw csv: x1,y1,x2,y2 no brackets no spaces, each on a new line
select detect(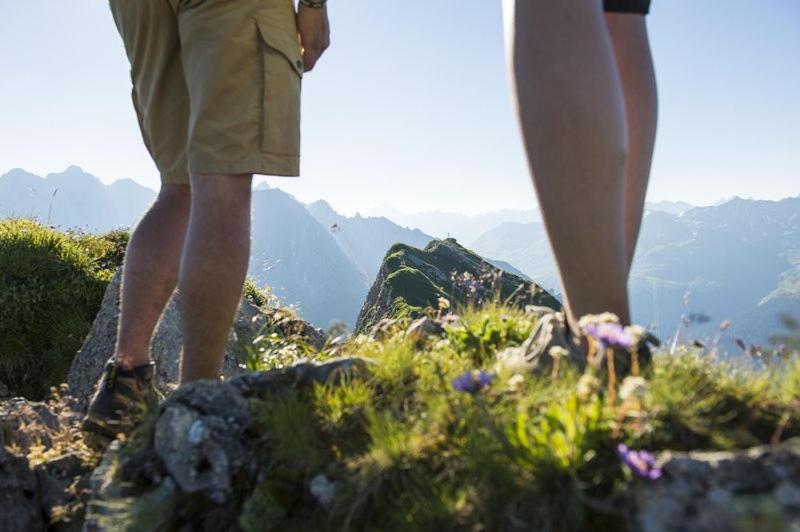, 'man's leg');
177,173,253,383
606,13,658,271
116,185,191,369
504,0,631,327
